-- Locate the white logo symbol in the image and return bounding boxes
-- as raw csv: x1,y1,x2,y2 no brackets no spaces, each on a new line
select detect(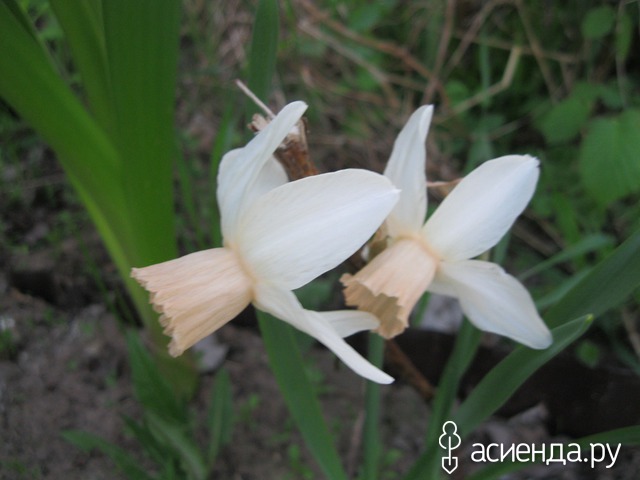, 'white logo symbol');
439,421,462,474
